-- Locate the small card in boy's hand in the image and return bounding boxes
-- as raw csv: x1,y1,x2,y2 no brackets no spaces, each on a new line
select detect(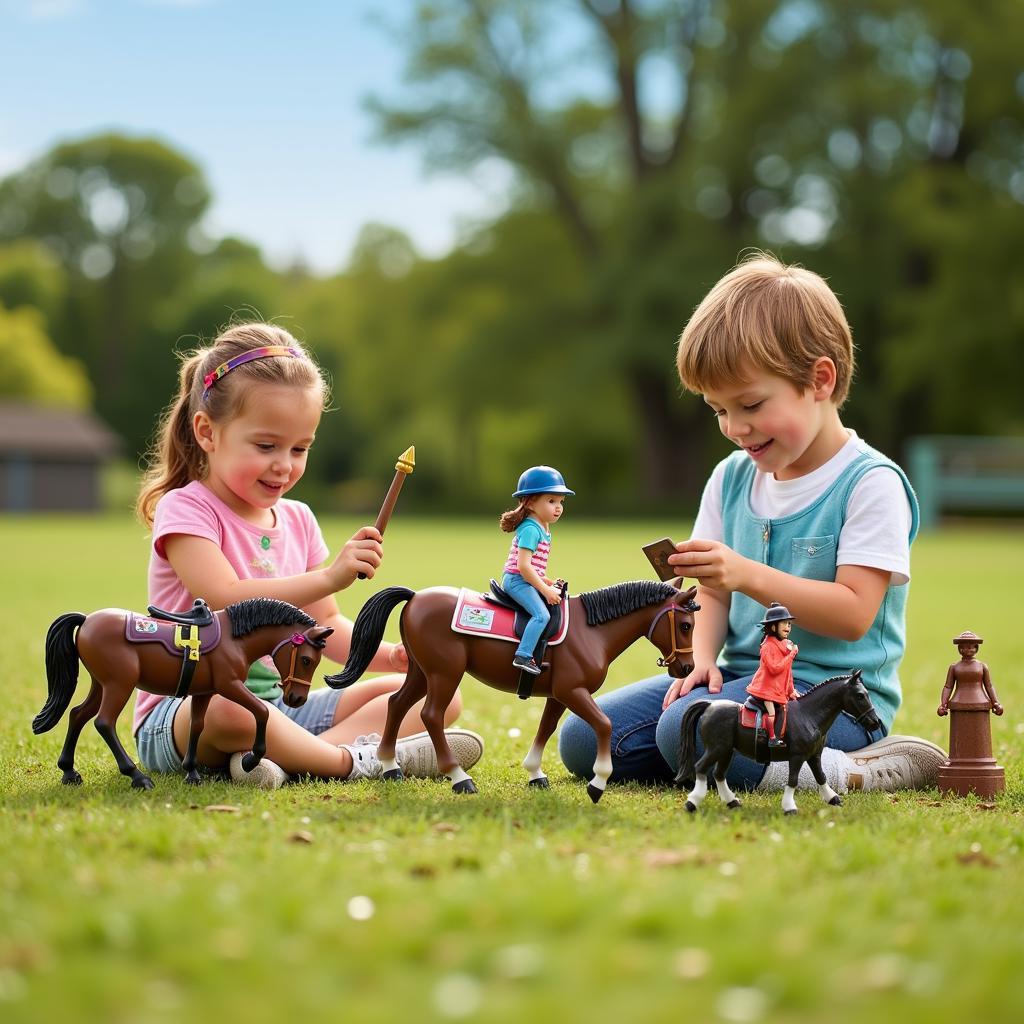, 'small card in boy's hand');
642,537,678,582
